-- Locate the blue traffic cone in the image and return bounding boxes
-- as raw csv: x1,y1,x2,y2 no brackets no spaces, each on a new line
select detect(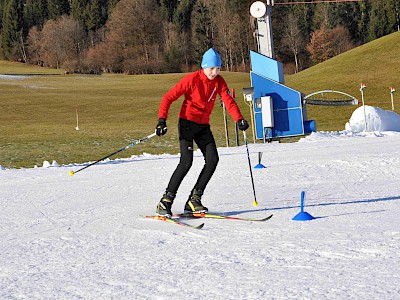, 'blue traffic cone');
292,191,315,221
